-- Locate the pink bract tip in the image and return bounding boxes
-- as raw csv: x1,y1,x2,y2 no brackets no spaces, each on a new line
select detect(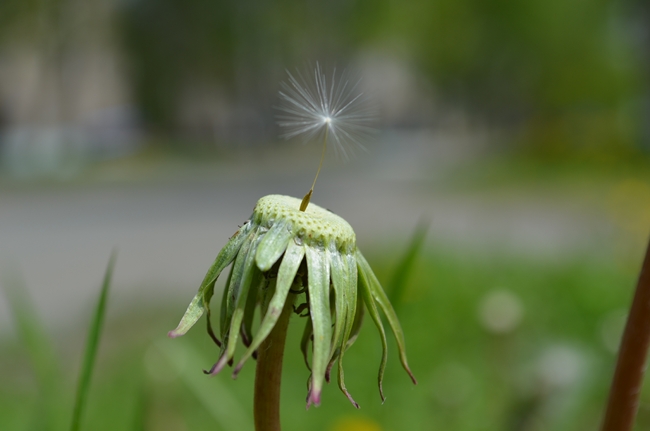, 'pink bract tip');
306,390,321,409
